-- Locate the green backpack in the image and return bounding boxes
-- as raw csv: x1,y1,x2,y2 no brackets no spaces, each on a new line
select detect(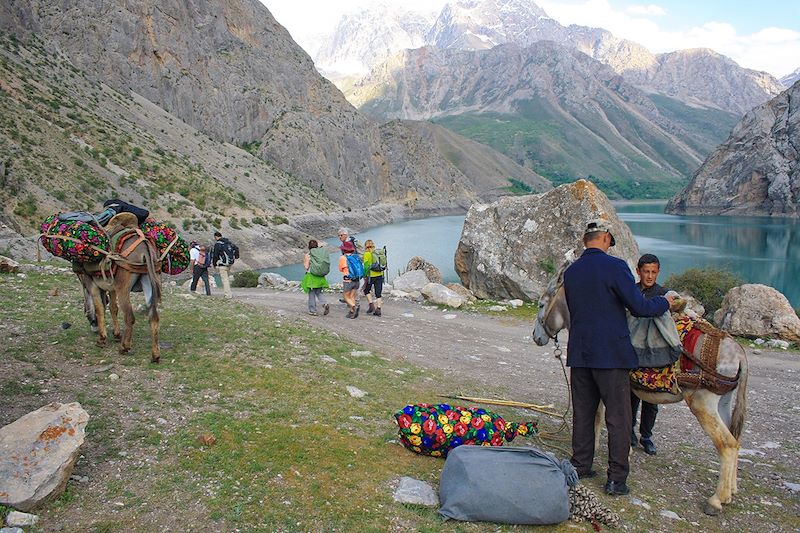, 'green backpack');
370,246,388,273
309,247,331,277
